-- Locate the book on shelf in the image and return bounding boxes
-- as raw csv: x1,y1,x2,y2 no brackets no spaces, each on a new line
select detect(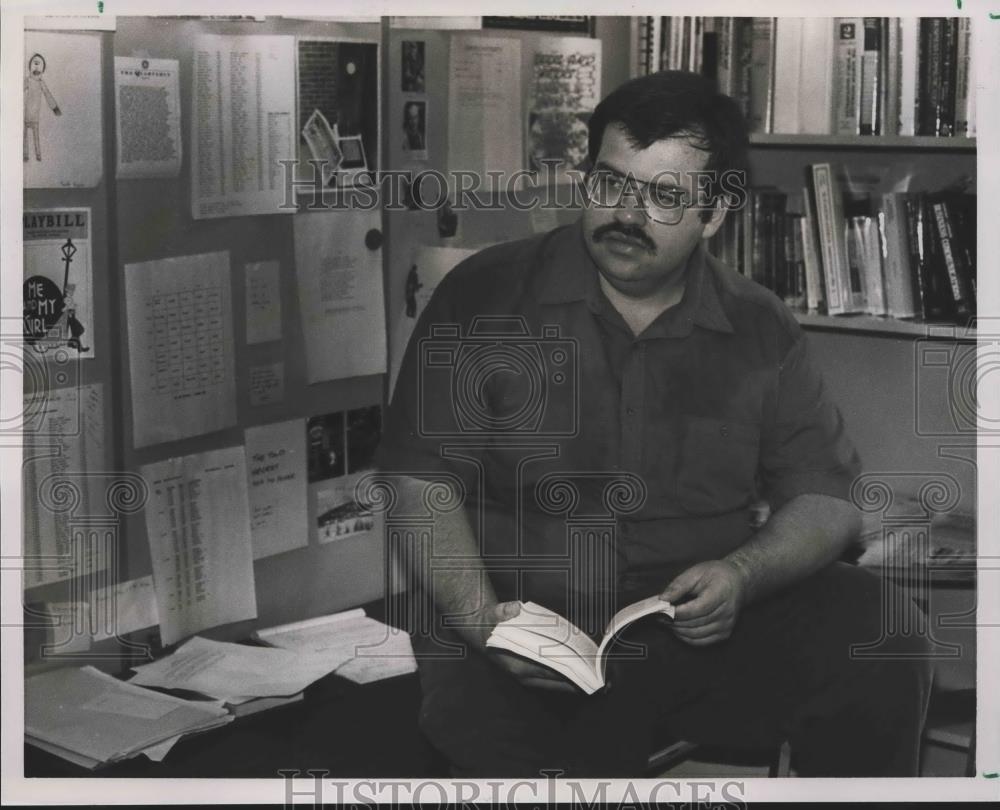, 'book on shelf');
486,595,676,695
877,193,918,319
808,163,863,314
631,16,976,138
